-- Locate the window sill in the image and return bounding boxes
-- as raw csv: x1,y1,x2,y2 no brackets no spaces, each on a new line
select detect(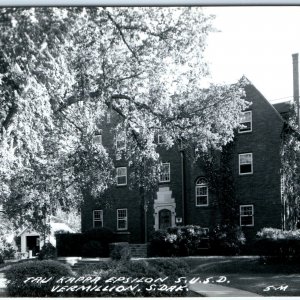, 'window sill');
115,231,130,235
